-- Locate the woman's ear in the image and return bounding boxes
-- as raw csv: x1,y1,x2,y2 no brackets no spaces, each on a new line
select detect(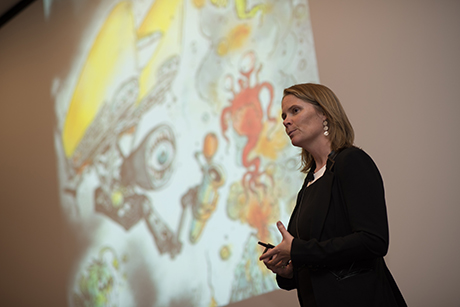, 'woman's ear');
321,111,327,121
